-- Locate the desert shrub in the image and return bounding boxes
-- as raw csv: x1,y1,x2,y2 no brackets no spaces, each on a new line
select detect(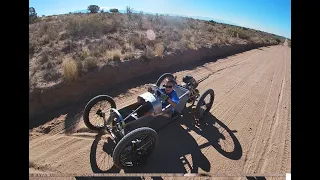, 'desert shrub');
82,56,98,72
66,14,117,38
105,49,121,61
154,42,164,56
227,27,251,40
62,58,79,81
